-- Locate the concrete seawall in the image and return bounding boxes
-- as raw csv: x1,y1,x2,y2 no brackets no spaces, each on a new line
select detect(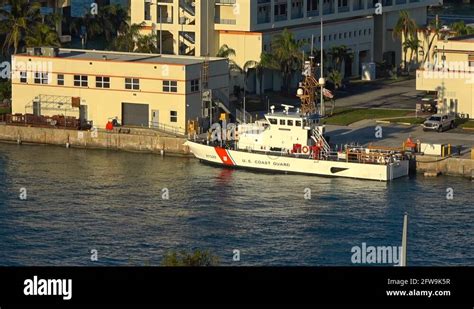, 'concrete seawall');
0,124,191,156
1,124,473,178
416,155,474,178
